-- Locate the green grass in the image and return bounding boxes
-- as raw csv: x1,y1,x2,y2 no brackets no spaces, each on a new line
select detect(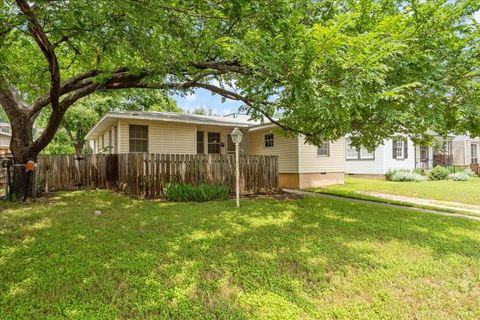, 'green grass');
312,177,480,206
1,191,480,319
